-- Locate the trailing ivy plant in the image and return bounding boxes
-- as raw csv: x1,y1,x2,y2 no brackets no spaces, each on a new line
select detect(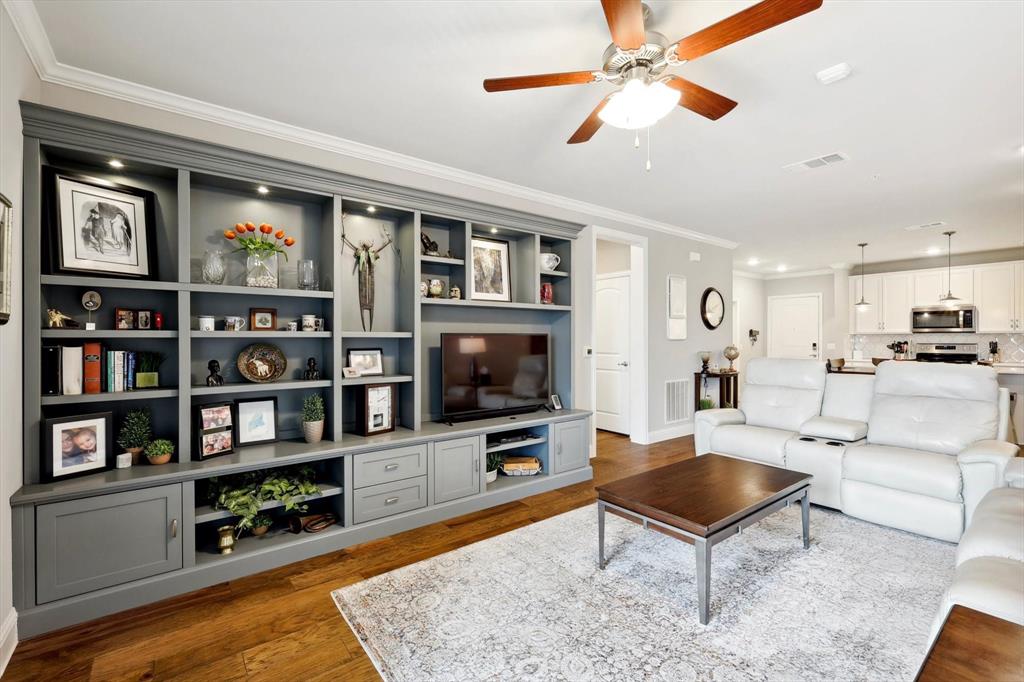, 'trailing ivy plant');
207,465,321,537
